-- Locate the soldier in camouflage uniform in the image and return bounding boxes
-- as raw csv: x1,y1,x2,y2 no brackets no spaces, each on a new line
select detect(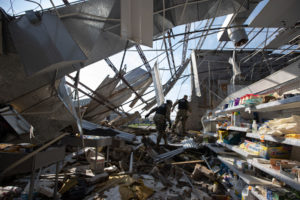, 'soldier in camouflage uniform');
171,95,190,134
145,100,172,146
